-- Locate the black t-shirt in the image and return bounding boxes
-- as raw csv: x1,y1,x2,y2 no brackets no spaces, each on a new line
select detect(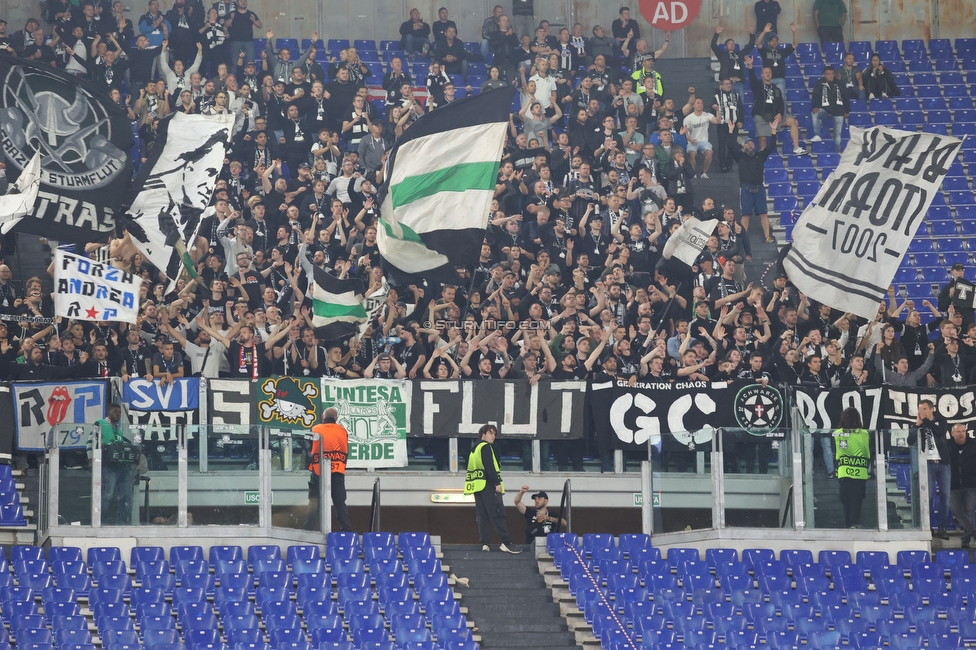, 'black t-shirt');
523,506,556,543
226,9,259,41
228,340,266,378
397,340,426,375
